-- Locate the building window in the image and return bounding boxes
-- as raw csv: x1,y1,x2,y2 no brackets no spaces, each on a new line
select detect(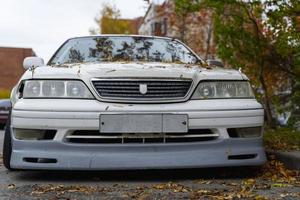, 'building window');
155,22,162,36
151,23,155,35
163,18,168,35
150,19,168,36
